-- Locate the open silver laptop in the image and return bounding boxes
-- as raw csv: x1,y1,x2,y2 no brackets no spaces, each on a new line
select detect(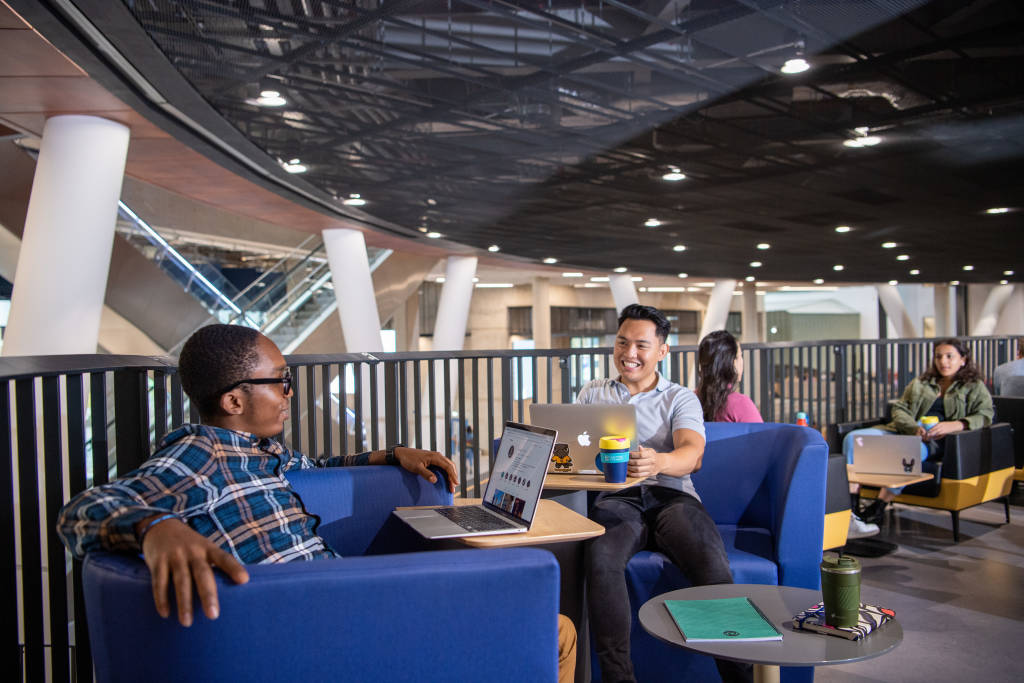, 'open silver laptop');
392,421,556,539
529,403,636,474
851,434,923,475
